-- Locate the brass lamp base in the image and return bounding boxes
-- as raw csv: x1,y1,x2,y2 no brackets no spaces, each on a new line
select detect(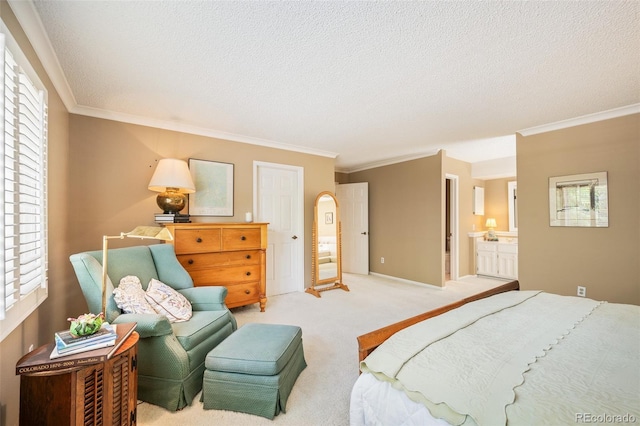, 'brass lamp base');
156,187,187,214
